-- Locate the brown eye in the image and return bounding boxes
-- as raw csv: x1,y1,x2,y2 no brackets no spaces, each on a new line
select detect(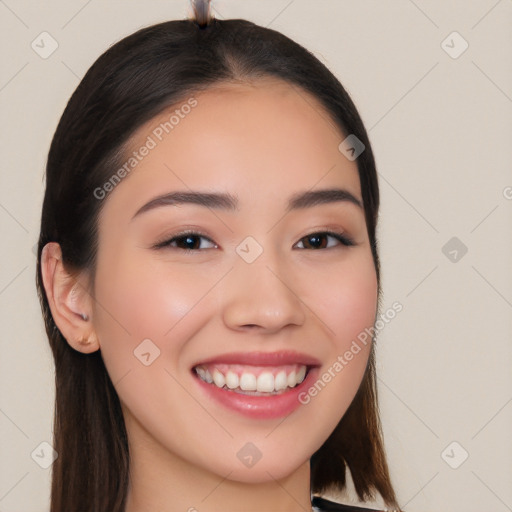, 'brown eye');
295,231,354,250
153,231,217,251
